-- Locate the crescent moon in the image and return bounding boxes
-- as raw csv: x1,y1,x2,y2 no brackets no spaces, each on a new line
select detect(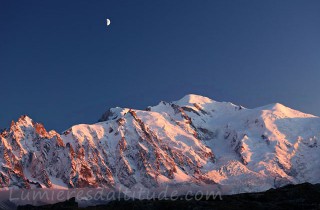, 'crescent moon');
106,19,111,26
